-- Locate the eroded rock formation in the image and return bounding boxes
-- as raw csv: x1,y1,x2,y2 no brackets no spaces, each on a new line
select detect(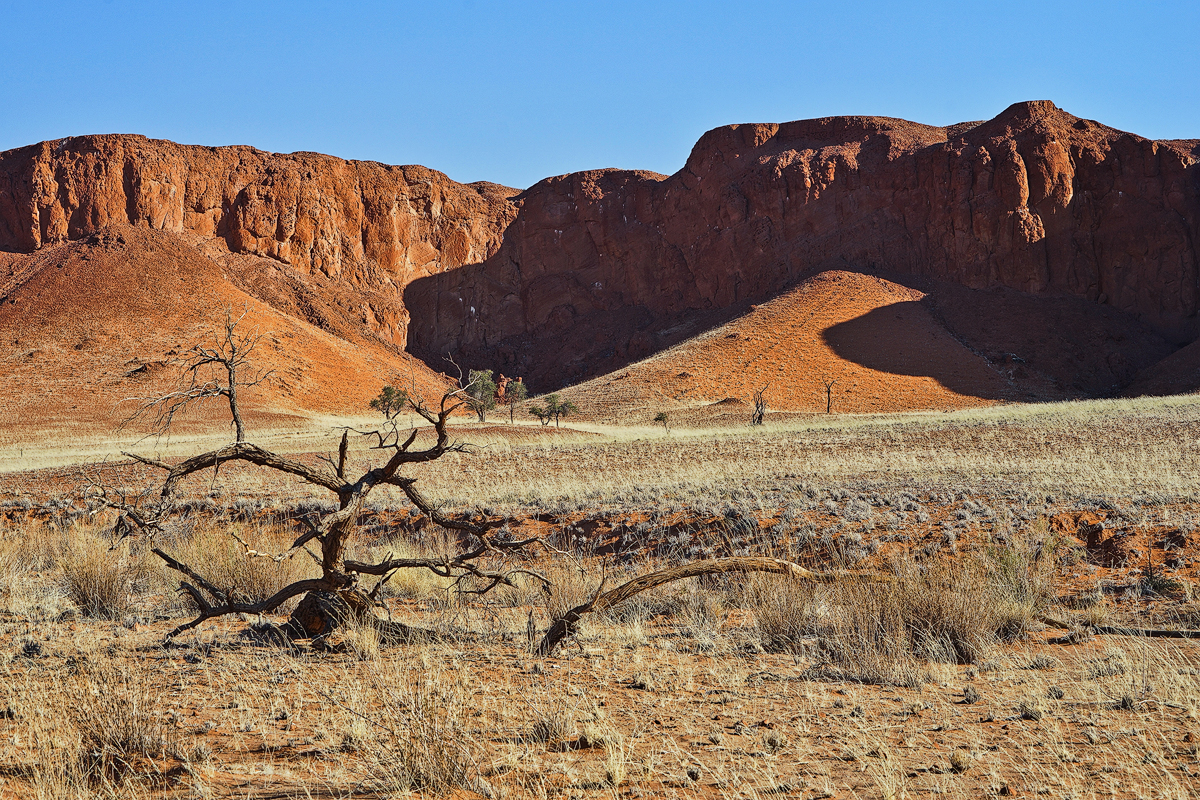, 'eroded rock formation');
404,101,1200,388
0,134,517,346
2,103,1197,397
